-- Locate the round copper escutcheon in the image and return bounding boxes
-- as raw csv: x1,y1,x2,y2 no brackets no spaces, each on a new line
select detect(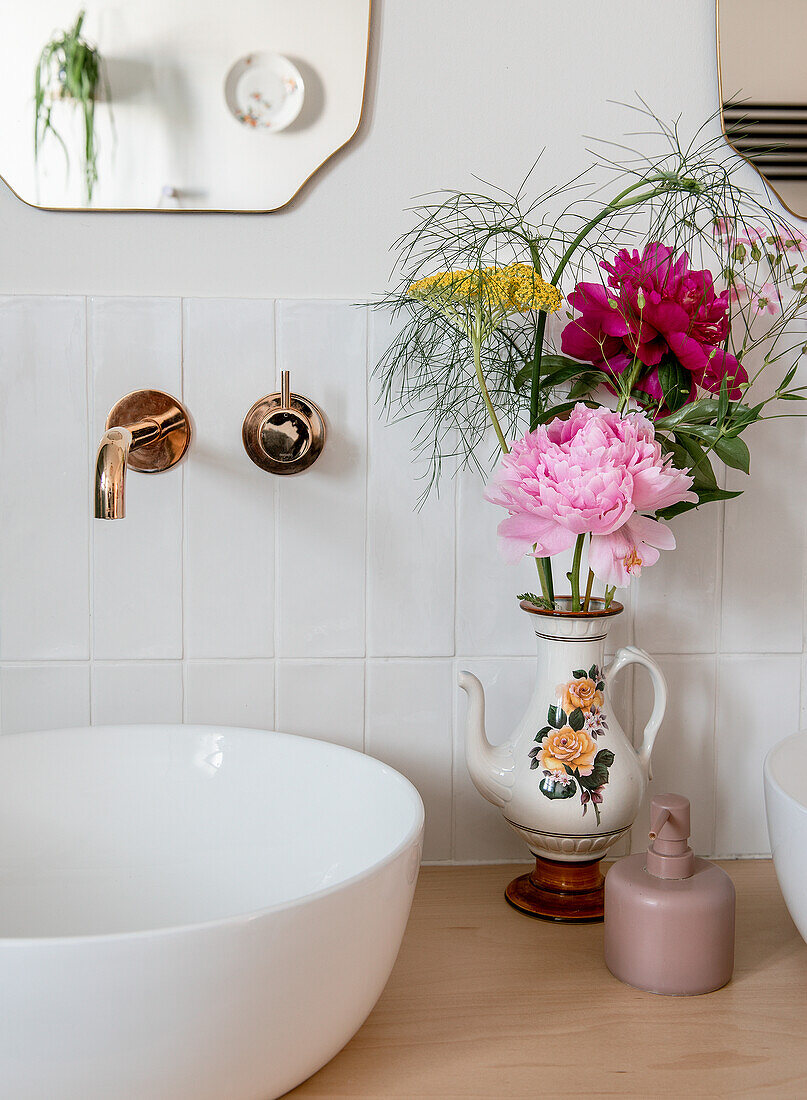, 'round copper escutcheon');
105,389,192,472
243,391,326,475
